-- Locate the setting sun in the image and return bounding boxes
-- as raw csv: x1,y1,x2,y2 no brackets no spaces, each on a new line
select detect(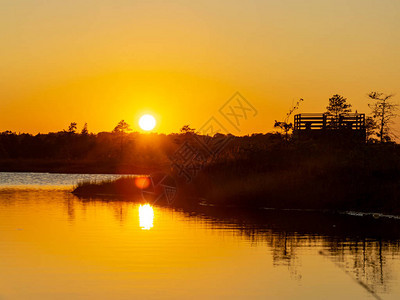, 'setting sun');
139,114,156,131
